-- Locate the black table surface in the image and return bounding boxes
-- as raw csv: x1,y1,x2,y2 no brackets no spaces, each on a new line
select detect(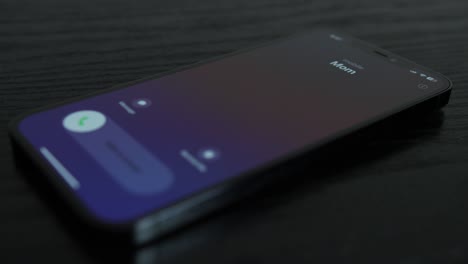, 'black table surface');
2,0,468,263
